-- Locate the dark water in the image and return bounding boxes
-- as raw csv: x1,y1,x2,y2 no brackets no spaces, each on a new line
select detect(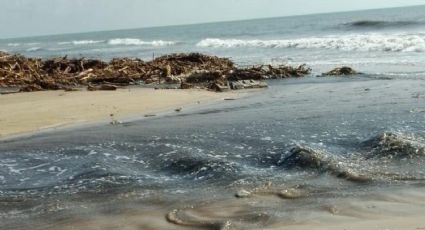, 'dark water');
1,76,425,229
